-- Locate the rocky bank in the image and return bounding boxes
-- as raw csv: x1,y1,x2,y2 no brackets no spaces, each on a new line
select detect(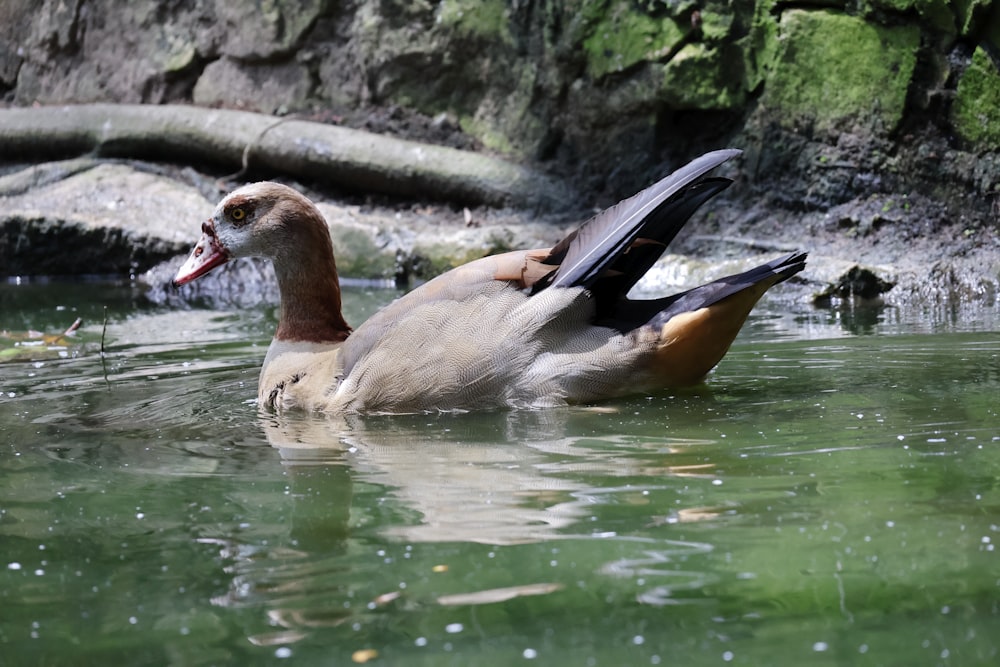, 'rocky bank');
1,0,998,310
